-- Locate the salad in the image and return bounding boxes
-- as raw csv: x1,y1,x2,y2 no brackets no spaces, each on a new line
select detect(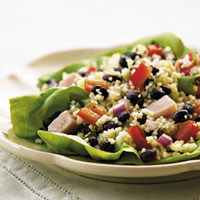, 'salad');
10,33,200,164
